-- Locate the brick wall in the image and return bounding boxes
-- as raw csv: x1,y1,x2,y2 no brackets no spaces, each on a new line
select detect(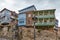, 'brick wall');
26,11,33,27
